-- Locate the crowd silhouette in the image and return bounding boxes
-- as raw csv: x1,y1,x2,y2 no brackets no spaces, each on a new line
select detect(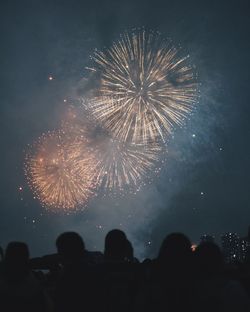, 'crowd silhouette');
0,230,250,311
